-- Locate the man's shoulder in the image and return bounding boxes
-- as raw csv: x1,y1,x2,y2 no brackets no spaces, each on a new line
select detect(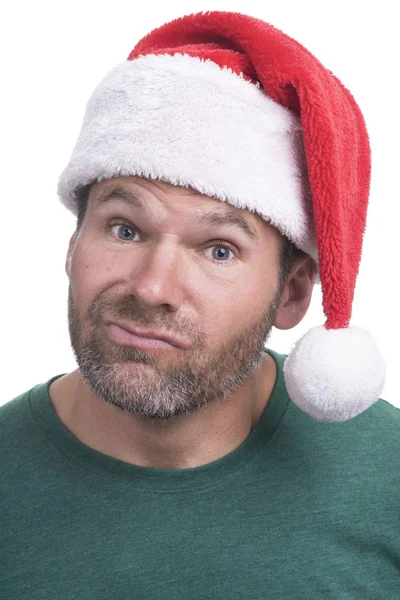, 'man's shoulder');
375,397,400,414
0,381,48,445
0,386,31,421
328,396,400,460
366,396,400,432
